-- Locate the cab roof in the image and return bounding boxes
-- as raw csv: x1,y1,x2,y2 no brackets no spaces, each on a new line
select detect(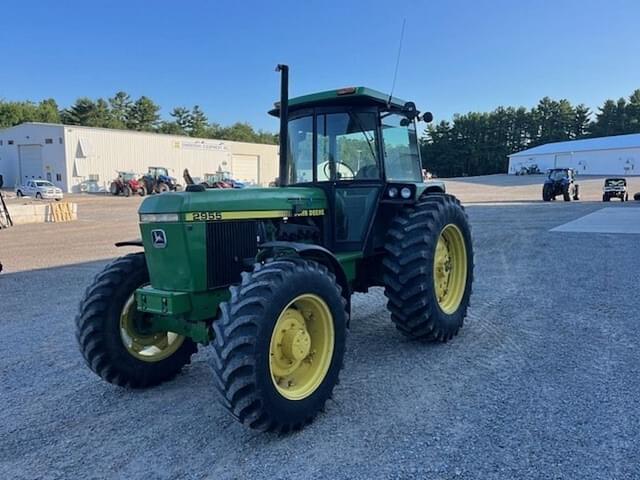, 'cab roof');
269,87,408,117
